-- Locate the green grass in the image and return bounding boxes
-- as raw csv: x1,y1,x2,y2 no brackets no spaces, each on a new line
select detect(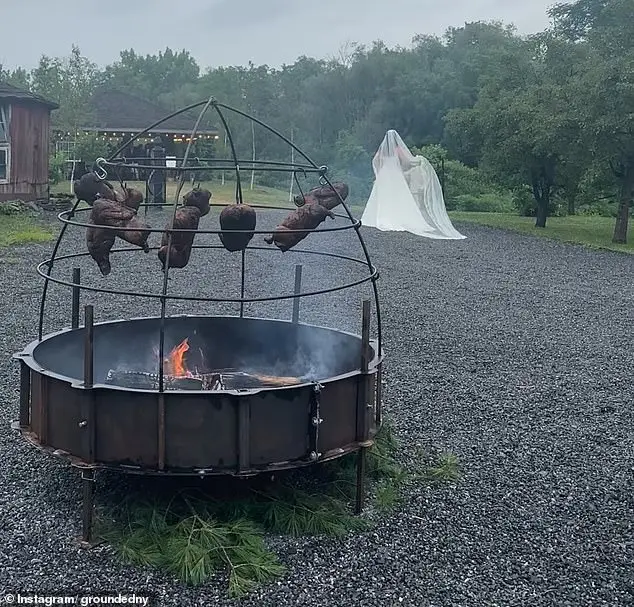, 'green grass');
450,212,634,254
0,214,55,247
51,179,294,208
